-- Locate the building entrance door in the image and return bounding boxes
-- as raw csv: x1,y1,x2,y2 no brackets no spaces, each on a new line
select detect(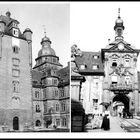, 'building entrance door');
13,117,19,130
